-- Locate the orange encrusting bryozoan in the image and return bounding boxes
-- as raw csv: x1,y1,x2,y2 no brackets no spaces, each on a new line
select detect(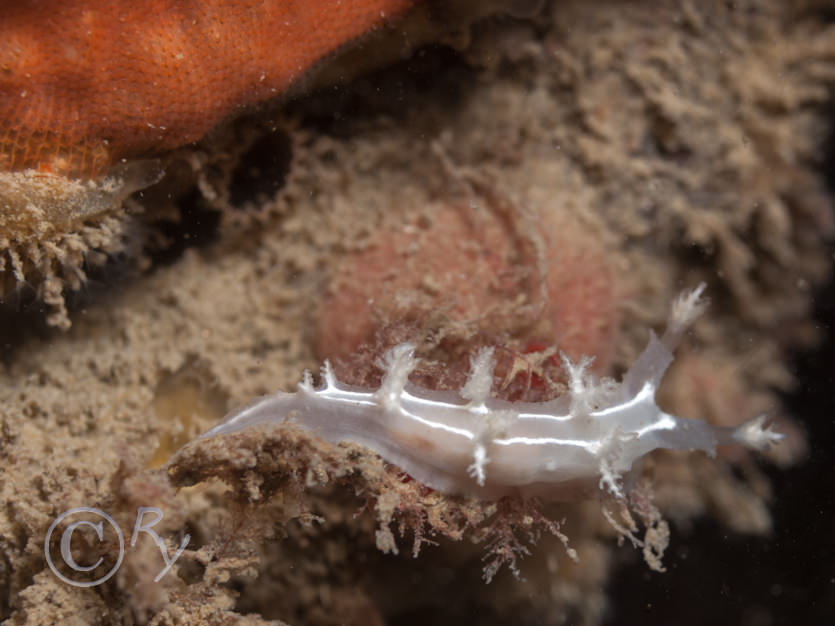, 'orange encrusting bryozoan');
0,0,418,178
